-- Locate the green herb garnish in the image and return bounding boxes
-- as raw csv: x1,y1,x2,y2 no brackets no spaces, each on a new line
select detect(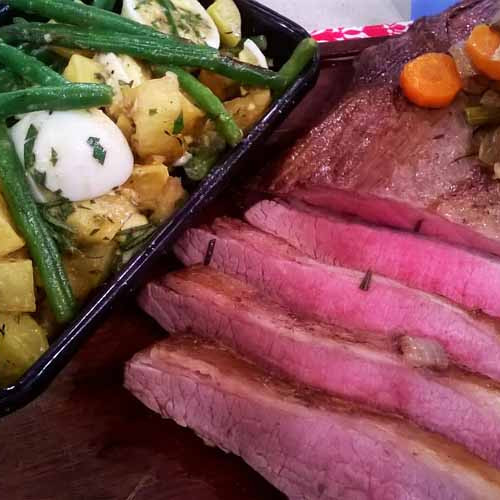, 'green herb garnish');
50,147,58,167
24,124,38,172
38,196,76,252
115,223,157,268
87,137,107,165
32,169,47,187
173,112,184,134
